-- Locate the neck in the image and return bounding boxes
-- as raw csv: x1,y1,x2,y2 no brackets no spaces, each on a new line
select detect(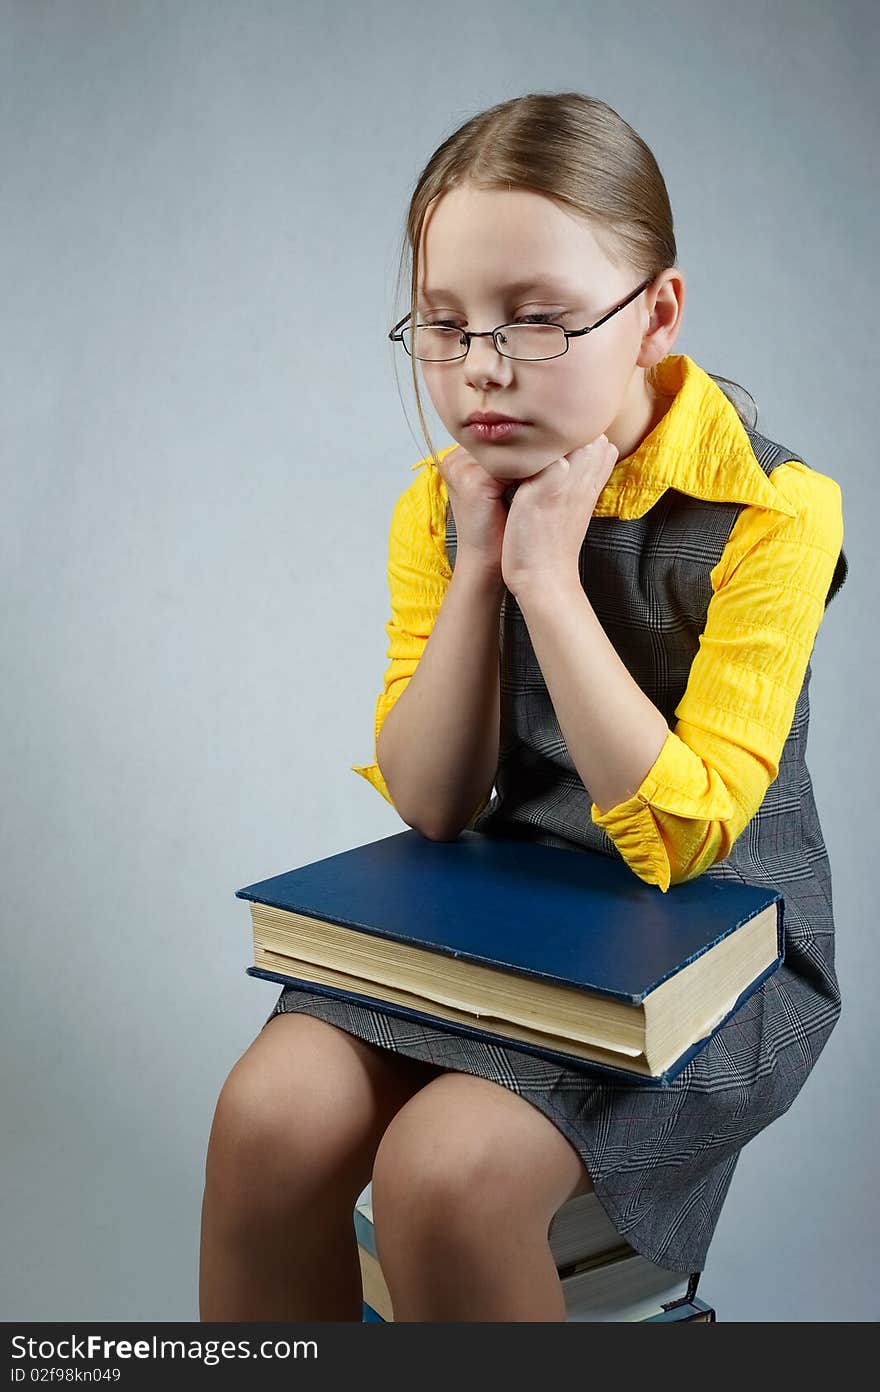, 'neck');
608,368,672,465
